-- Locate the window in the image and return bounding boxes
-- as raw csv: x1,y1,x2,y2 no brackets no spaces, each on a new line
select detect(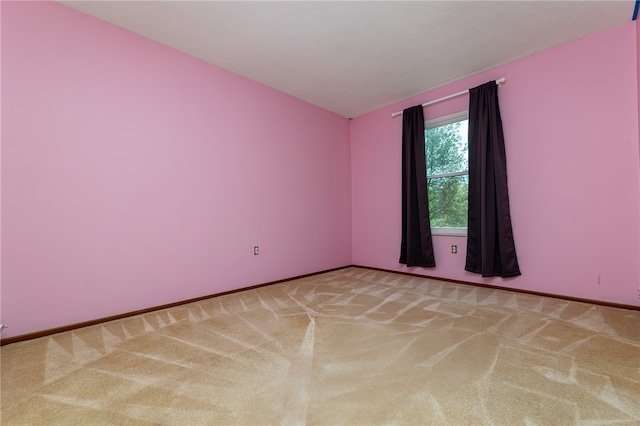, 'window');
425,111,469,236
